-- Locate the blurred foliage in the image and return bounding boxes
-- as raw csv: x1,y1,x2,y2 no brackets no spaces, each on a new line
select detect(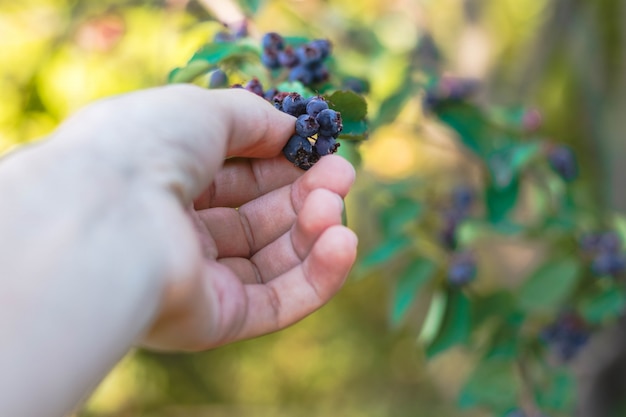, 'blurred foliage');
4,0,626,417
